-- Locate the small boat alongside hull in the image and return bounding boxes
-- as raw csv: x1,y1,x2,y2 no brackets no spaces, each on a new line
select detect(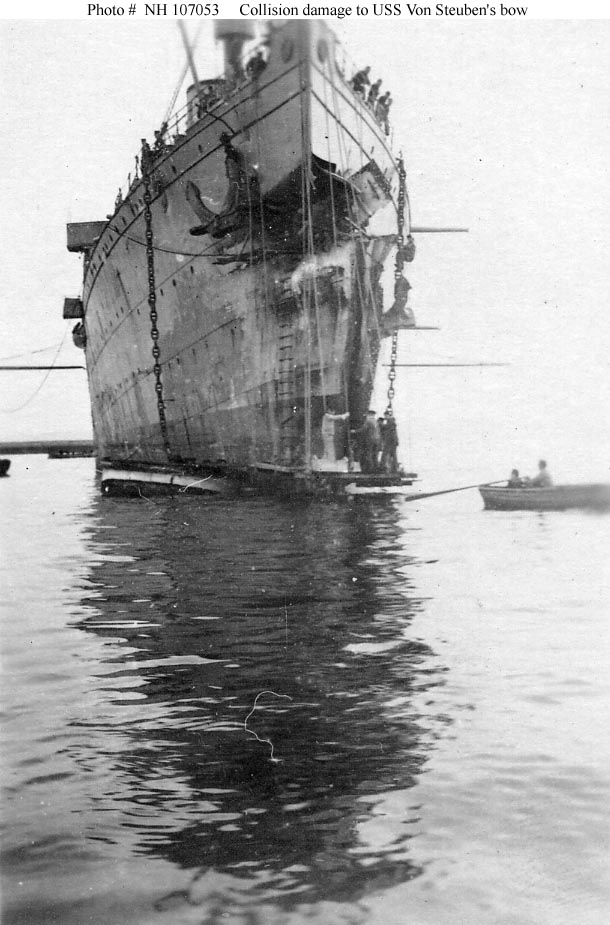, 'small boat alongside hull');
479,483,610,512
